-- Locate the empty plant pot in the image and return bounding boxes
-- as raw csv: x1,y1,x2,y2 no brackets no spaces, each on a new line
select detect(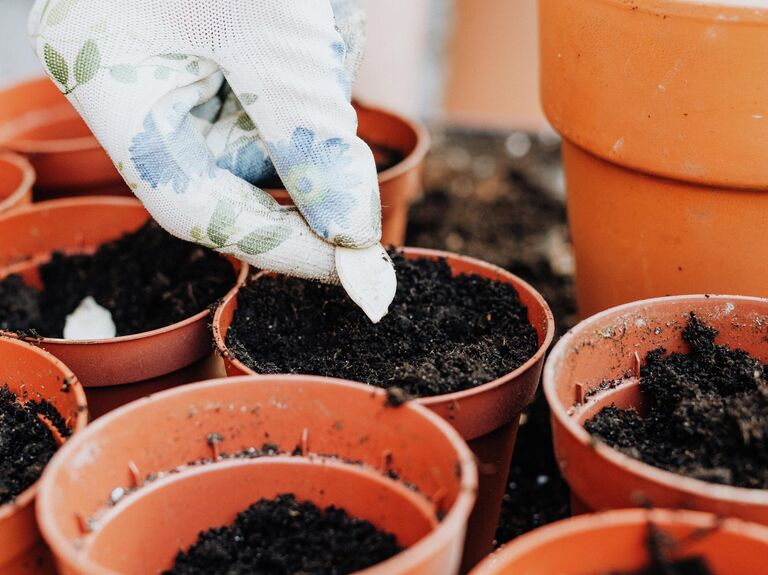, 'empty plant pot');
540,0,768,317
470,508,768,575
0,336,88,575
36,375,477,575
265,100,429,246
213,247,555,569
0,77,125,198
0,197,246,418
0,151,34,214
544,294,768,523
